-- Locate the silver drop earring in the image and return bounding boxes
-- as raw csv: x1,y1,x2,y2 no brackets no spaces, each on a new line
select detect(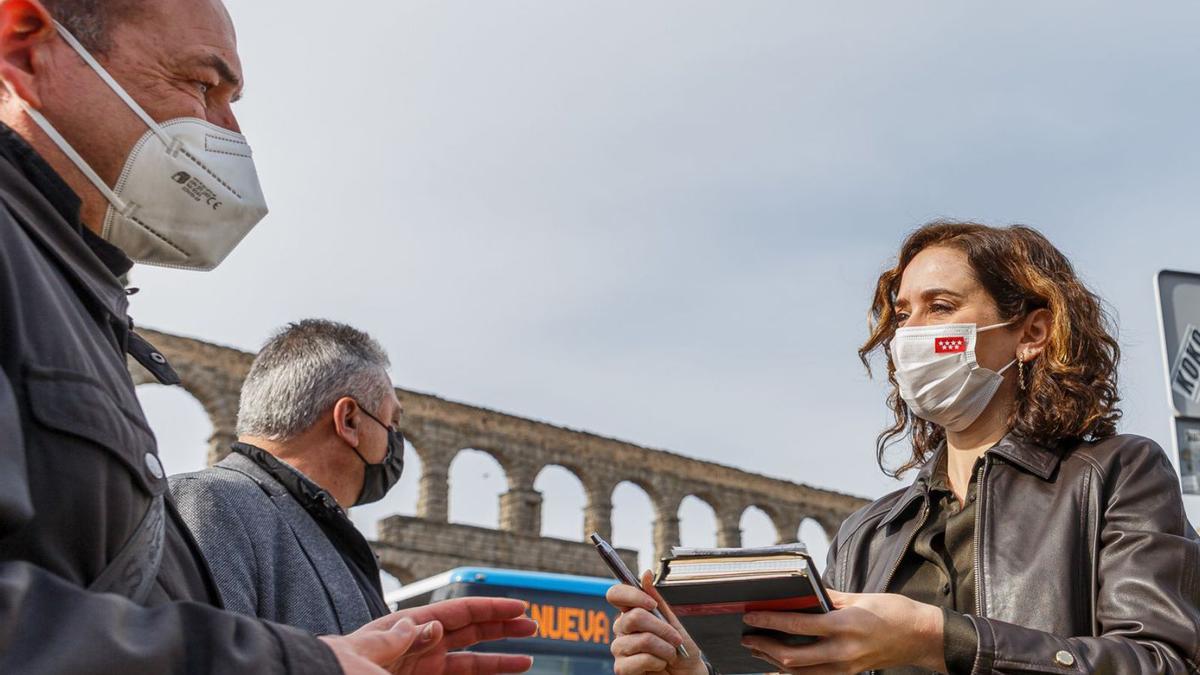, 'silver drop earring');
1017,356,1026,392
